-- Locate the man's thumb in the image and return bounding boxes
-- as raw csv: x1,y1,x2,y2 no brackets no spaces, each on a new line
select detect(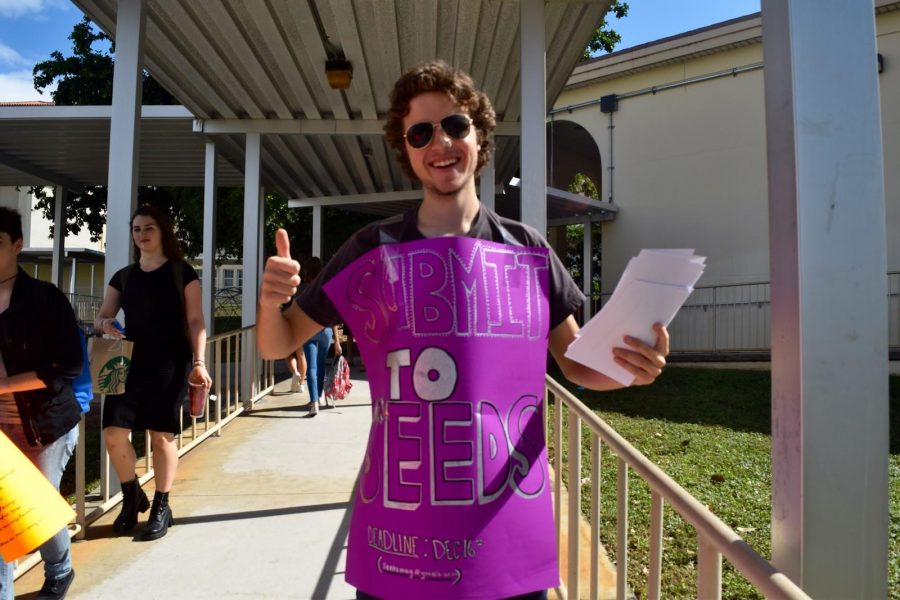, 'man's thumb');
275,229,291,258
